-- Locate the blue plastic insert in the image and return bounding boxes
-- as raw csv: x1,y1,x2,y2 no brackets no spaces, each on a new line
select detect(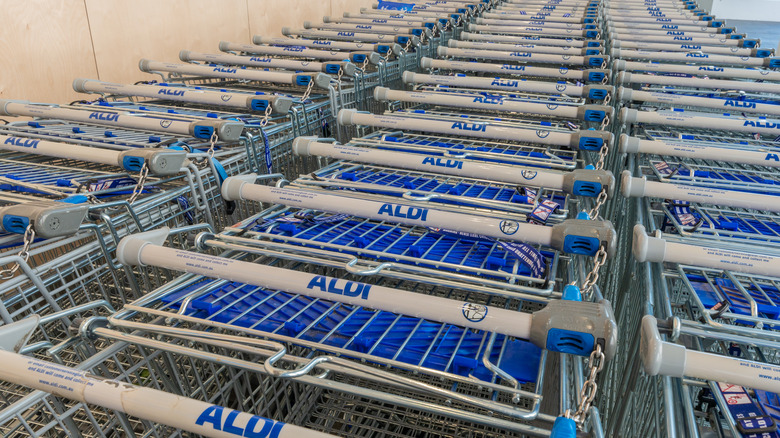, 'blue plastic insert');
192,125,215,139
121,156,145,172
2,215,29,234
160,279,543,383
250,99,269,111
253,213,555,279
